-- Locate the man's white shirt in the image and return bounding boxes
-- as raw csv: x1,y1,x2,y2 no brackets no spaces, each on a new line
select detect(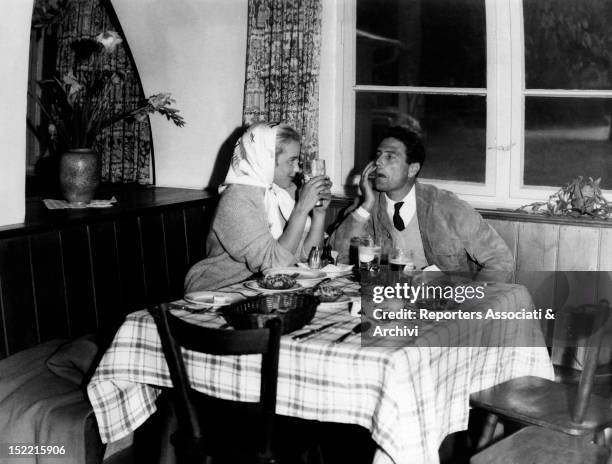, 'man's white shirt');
354,187,416,226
